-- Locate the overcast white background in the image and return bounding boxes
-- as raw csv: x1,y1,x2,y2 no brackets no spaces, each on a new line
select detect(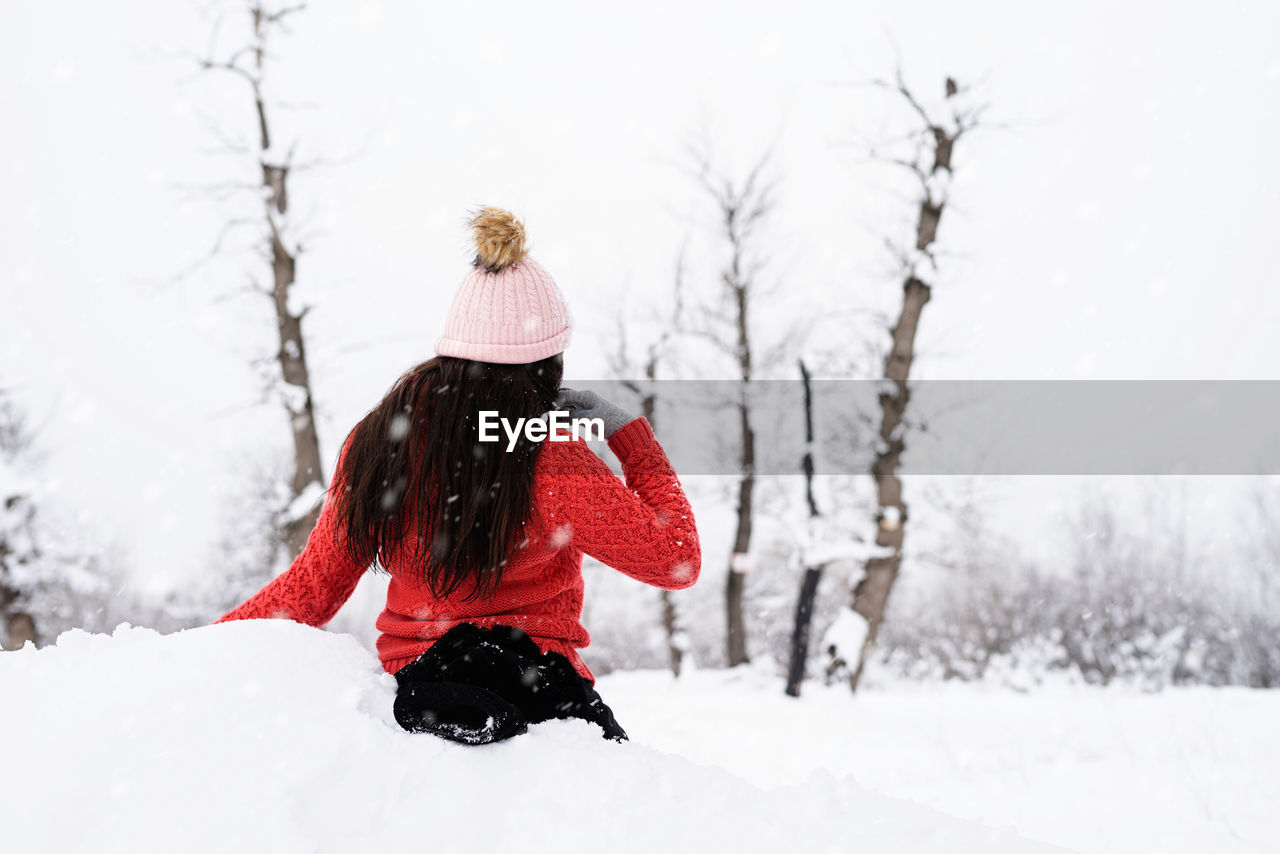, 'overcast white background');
3,1,1278,597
